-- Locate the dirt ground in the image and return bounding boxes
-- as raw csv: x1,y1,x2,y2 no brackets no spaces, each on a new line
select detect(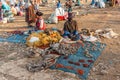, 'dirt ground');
0,3,120,80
